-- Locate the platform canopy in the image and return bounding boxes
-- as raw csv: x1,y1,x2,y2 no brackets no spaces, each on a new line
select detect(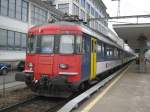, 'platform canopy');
113,23,150,51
